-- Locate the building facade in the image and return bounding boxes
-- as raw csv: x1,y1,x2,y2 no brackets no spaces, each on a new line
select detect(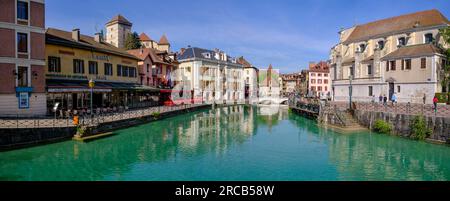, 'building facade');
0,0,46,117
237,56,259,104
45,28,156,113
330,9,449,103
258,64,281,98
280,72,305,96
308,61,331,98
177,47,245,104
105,15,132,49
